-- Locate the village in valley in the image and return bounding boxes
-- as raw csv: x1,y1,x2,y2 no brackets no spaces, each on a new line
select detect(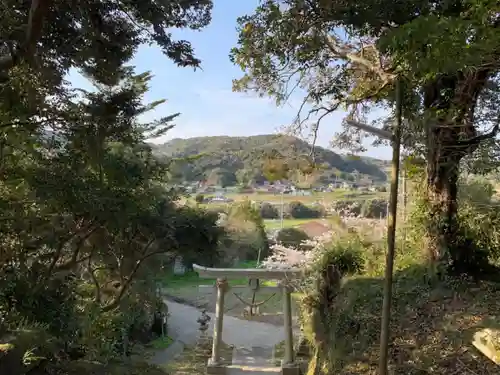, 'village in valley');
1,1,500,375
